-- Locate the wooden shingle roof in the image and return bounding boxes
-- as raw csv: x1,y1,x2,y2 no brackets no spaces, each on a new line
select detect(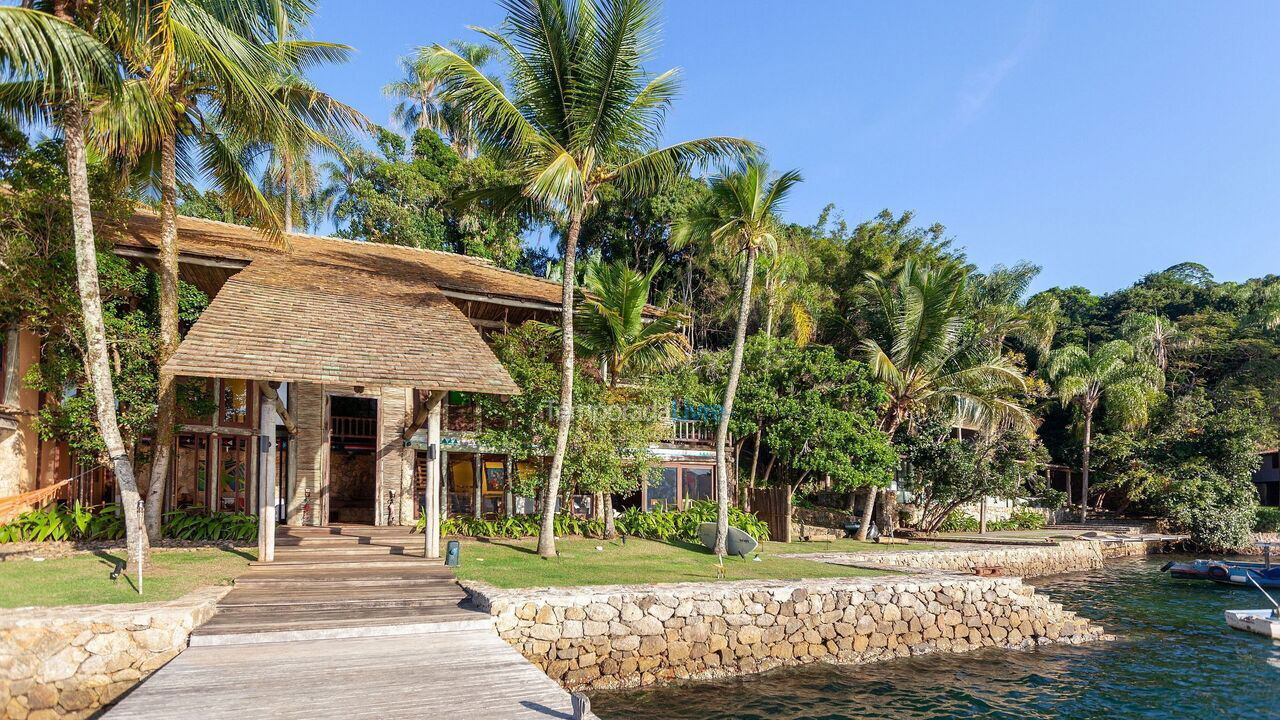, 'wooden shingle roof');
147,215,523,393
